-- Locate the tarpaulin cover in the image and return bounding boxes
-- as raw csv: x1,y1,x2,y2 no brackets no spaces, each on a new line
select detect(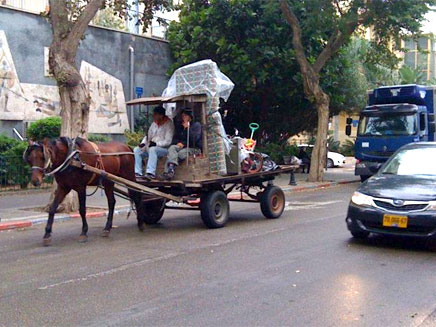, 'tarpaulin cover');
162,60,234,175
